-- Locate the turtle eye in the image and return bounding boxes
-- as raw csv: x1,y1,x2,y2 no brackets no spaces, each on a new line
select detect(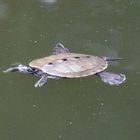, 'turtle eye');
31,67,36,71
29,67,37,73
